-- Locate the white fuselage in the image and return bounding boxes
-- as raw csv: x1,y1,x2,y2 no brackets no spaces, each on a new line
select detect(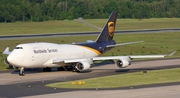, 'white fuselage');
7,42,99,68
